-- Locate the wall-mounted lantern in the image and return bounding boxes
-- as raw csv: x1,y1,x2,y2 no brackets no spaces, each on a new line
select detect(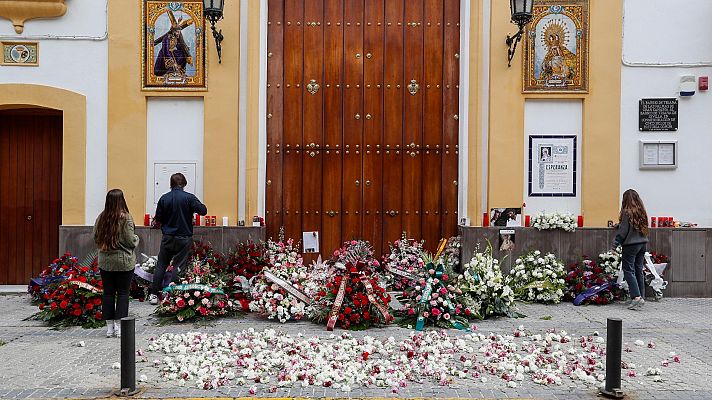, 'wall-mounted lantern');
506,0,534,67
203,0,225,63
